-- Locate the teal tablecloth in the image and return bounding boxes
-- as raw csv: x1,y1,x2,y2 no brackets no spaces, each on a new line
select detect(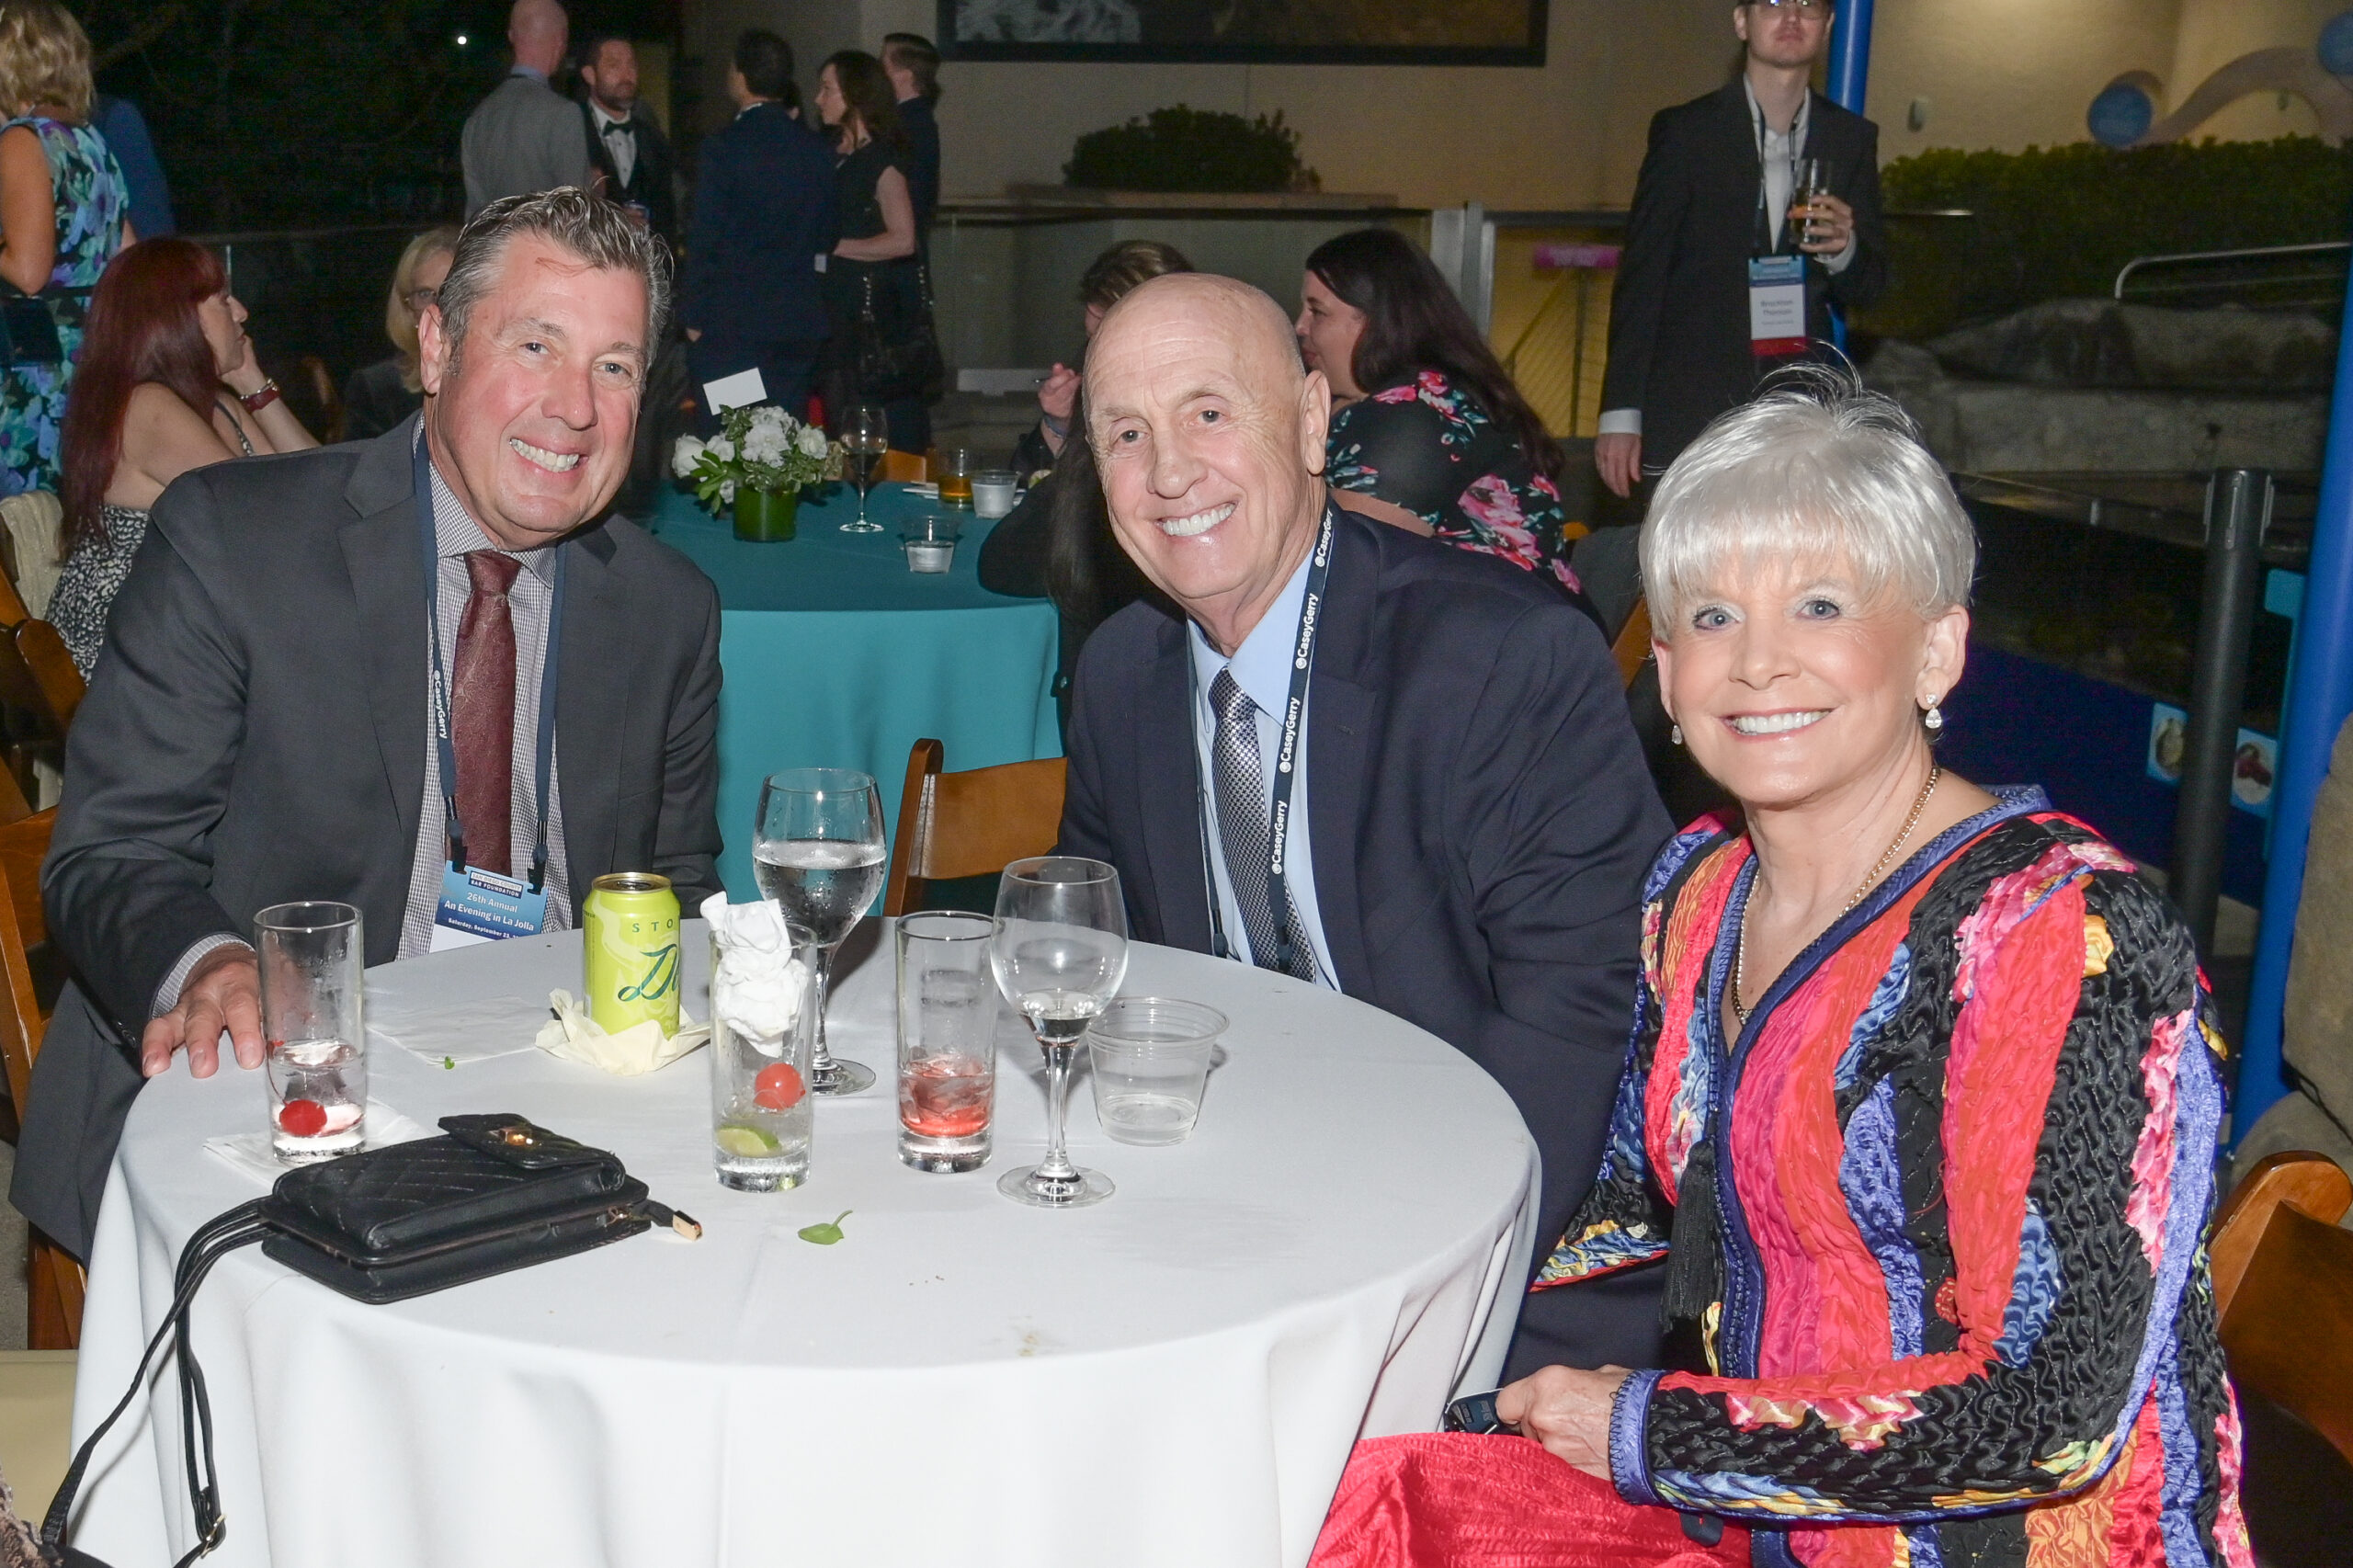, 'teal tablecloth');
647,482,1060,901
